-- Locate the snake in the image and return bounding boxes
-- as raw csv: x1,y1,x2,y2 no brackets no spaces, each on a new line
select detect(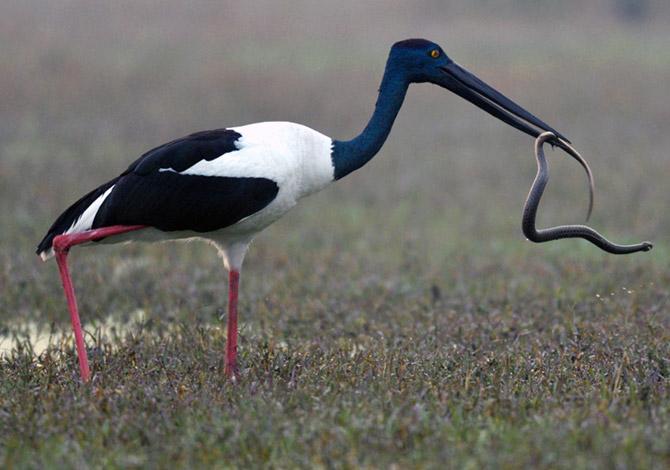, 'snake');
522,131,652,255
